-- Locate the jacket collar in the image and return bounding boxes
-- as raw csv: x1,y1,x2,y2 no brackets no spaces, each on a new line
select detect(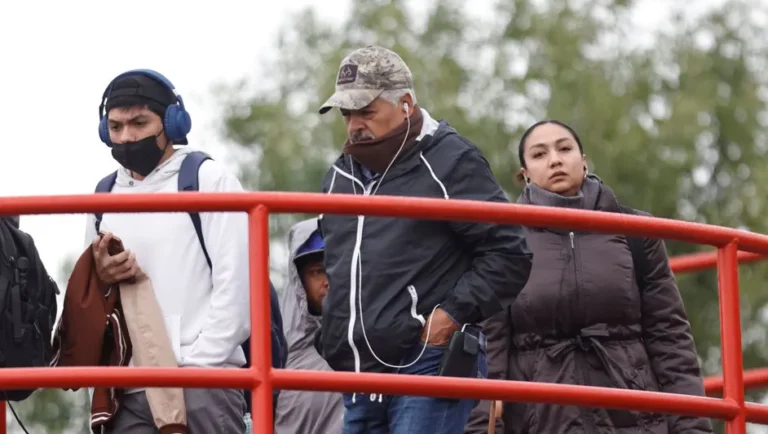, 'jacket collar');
332,109,448,185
